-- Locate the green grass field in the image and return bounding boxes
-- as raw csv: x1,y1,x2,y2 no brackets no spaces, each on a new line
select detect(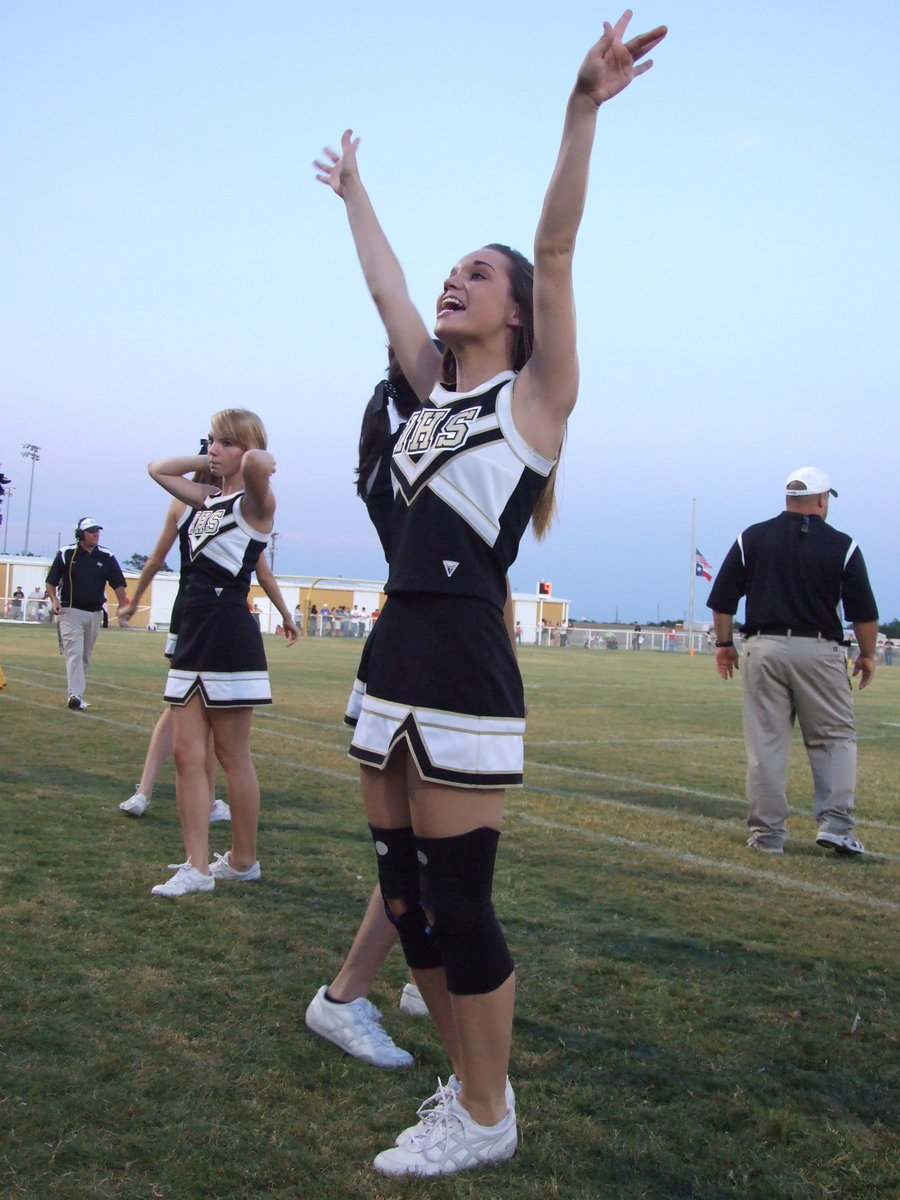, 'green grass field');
1,623,898,1200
